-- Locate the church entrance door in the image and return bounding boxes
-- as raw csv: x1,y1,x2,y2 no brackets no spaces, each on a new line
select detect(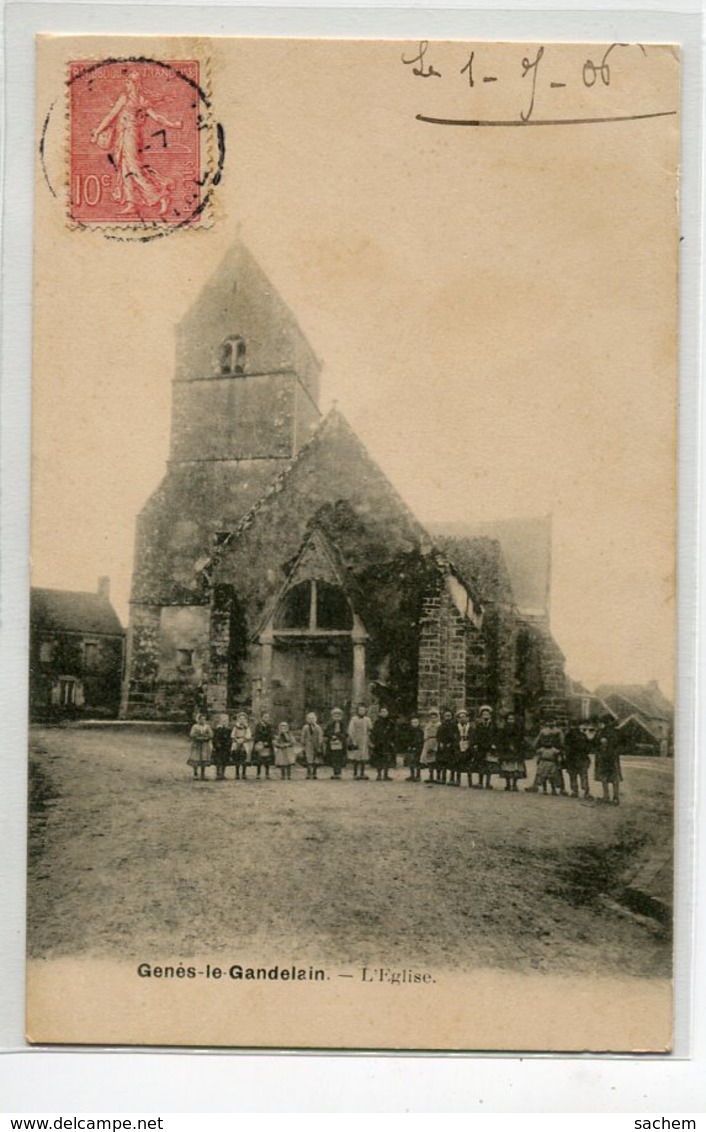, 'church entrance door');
270,638,352,726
